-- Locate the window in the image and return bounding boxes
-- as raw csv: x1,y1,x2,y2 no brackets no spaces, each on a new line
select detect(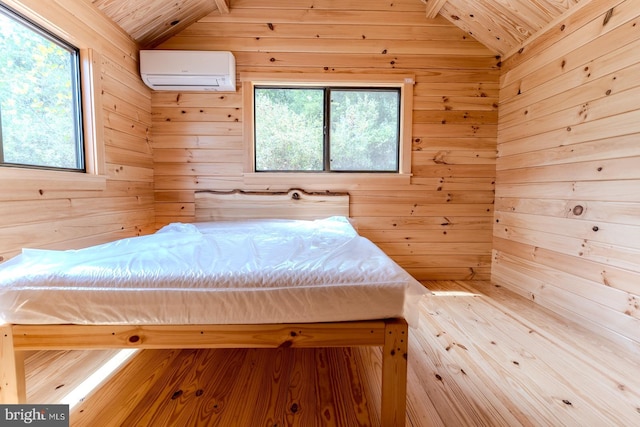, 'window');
242,73,414,186
254,86,400,173
0,4,84,171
